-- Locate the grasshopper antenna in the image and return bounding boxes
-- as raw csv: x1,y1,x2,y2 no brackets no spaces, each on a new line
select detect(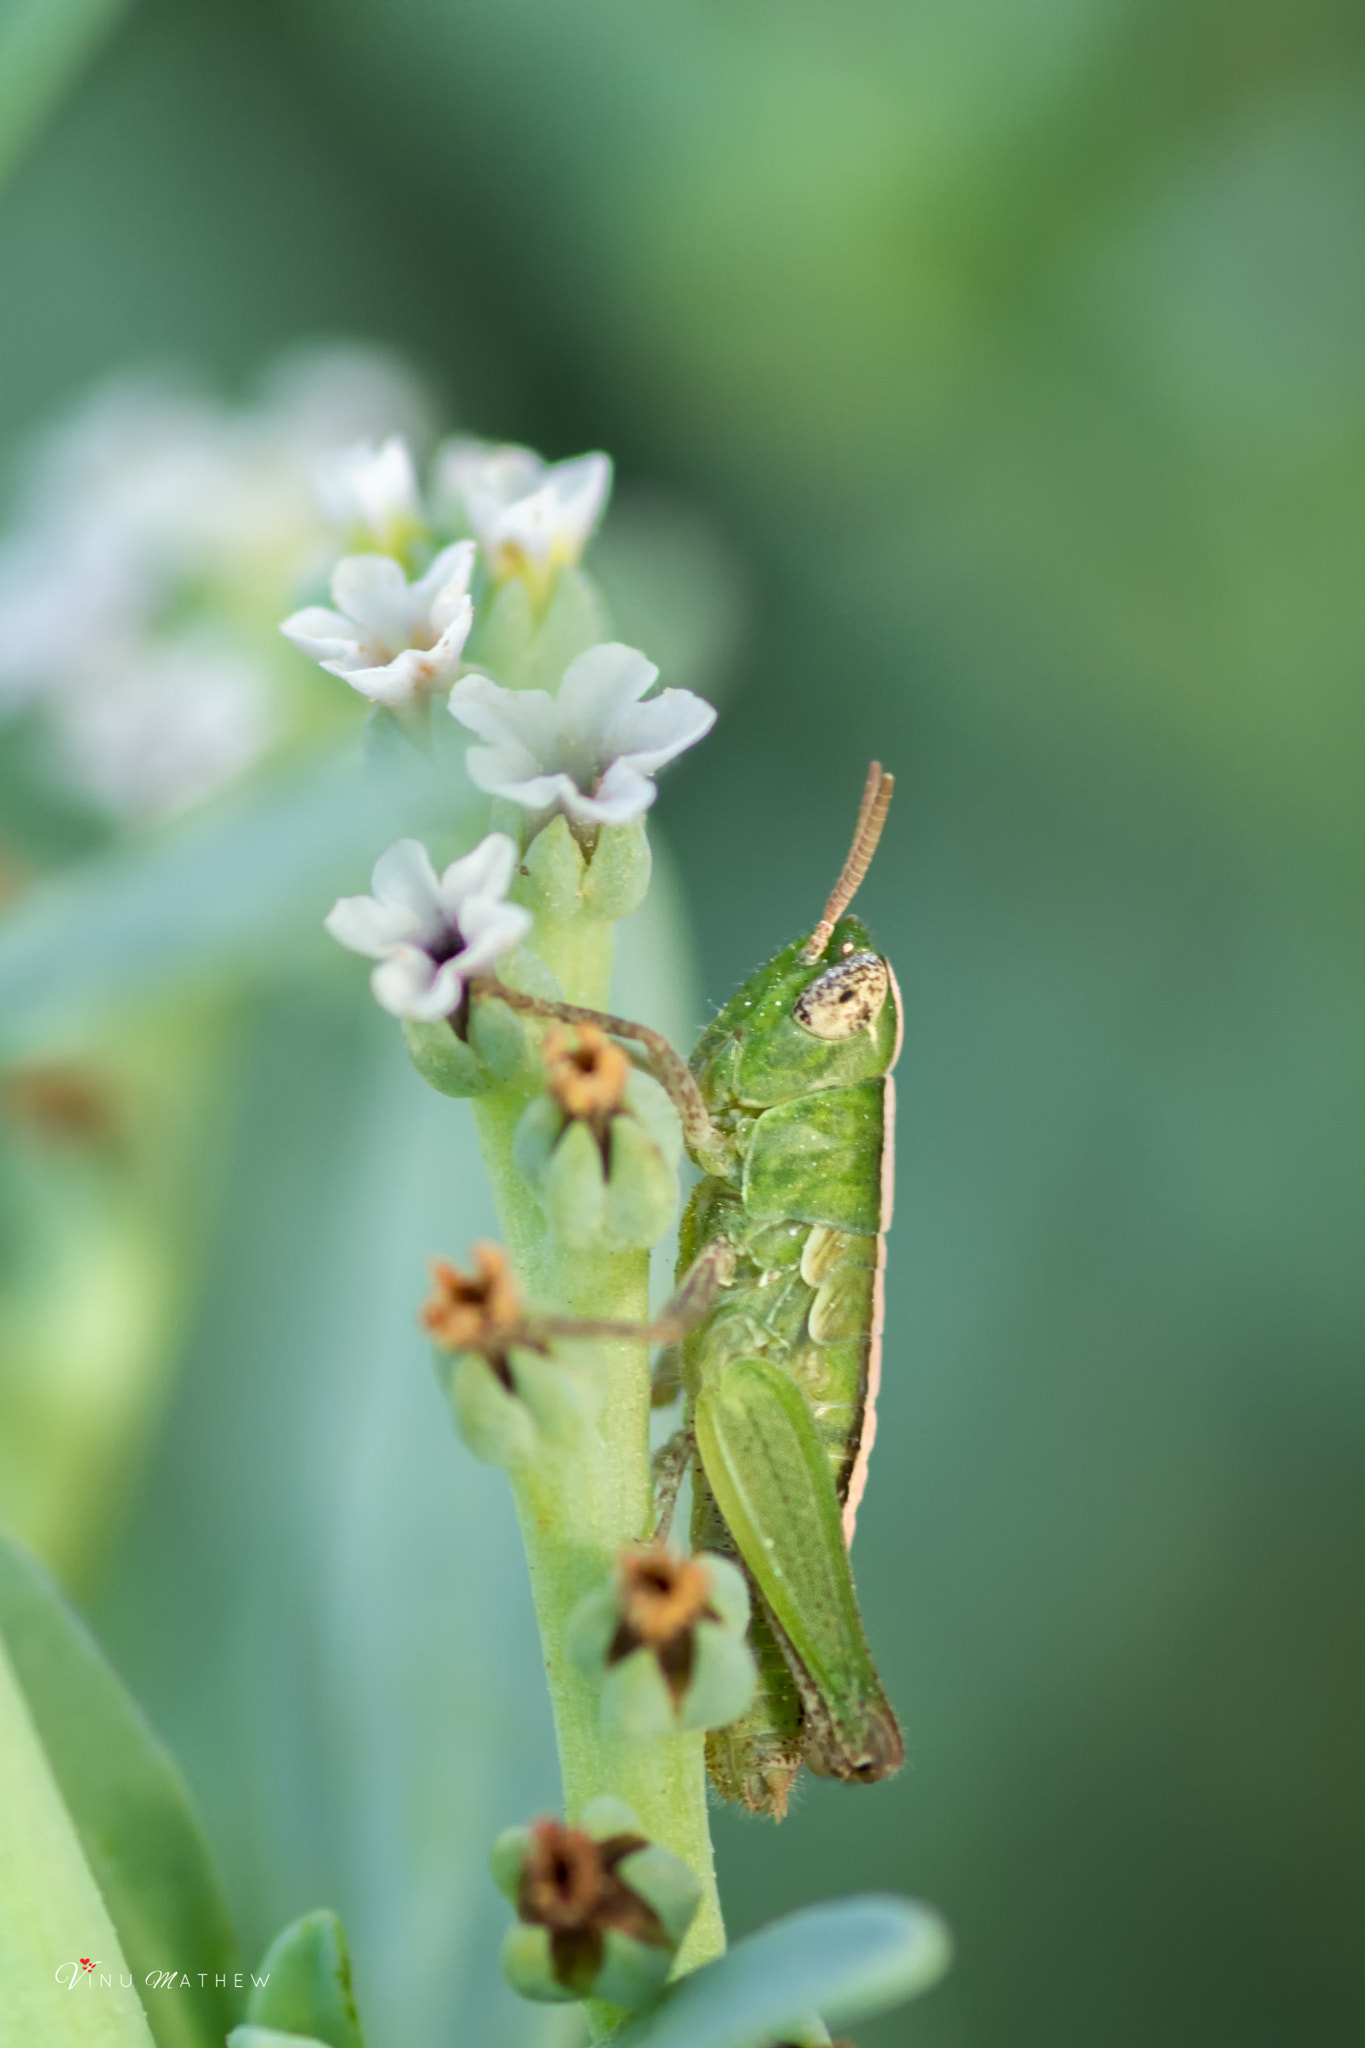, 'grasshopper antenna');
802,760,895,961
